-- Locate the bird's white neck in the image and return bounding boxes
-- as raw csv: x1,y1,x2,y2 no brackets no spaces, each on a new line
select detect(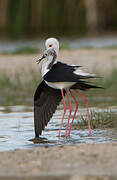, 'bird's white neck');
41,56,57,77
